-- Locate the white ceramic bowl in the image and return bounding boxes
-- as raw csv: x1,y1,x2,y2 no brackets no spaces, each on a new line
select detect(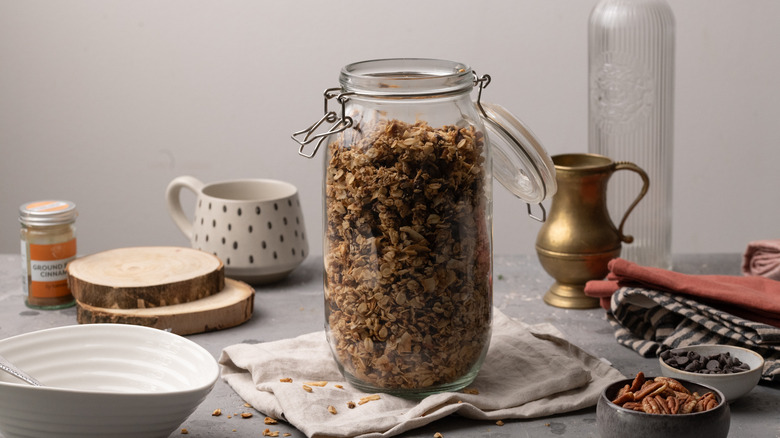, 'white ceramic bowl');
0,324,218,438
659,344,764,402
